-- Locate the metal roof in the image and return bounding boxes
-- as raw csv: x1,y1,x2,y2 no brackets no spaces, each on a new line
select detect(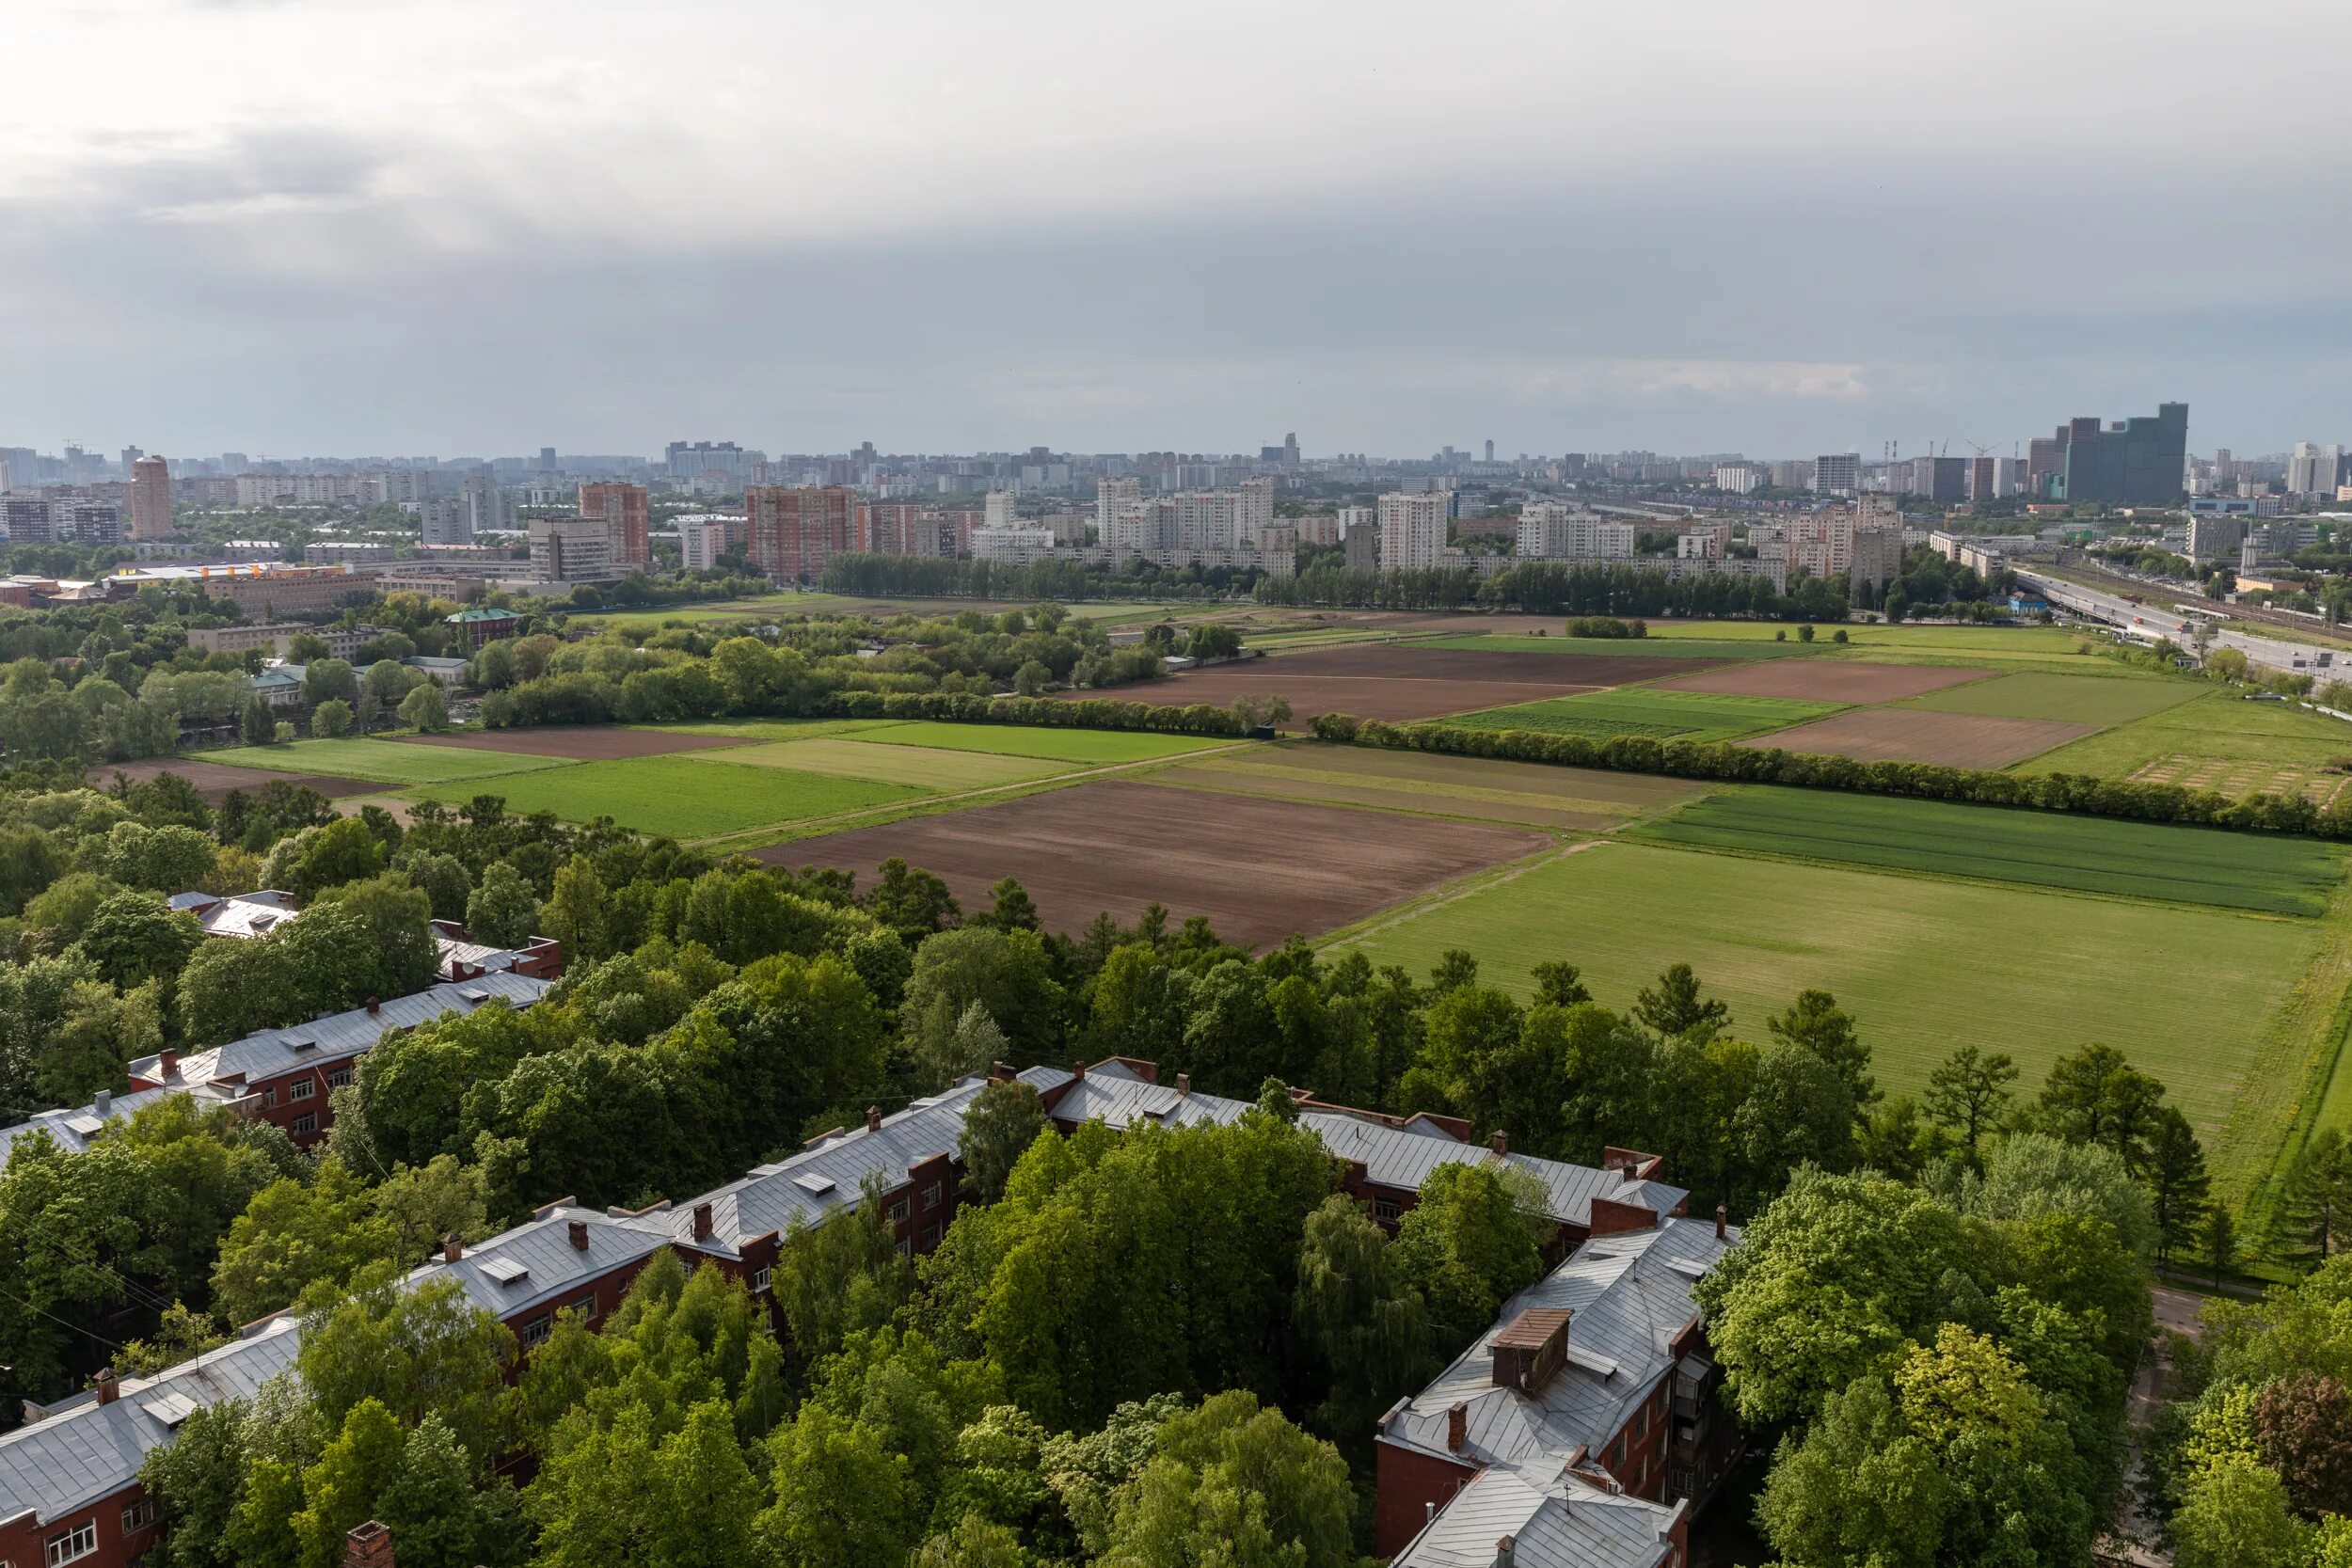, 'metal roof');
1393,1465,1683,1568
0,1081,253,1166
1382,1218,1738,1481
125,972,550,1090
